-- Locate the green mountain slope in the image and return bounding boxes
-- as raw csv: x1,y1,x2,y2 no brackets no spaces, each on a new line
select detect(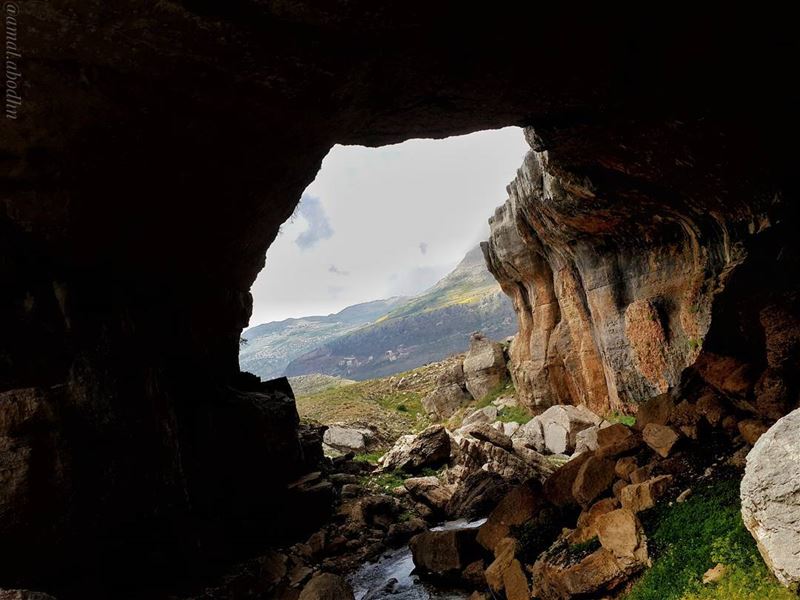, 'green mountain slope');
283,246,517,380
239,297,407,380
